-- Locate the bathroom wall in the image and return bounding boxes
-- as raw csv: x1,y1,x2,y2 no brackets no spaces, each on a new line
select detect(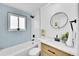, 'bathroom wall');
31,4,46,40
40,3,78,55
40,3,78,38
31,10,40,40
0,4,31,48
